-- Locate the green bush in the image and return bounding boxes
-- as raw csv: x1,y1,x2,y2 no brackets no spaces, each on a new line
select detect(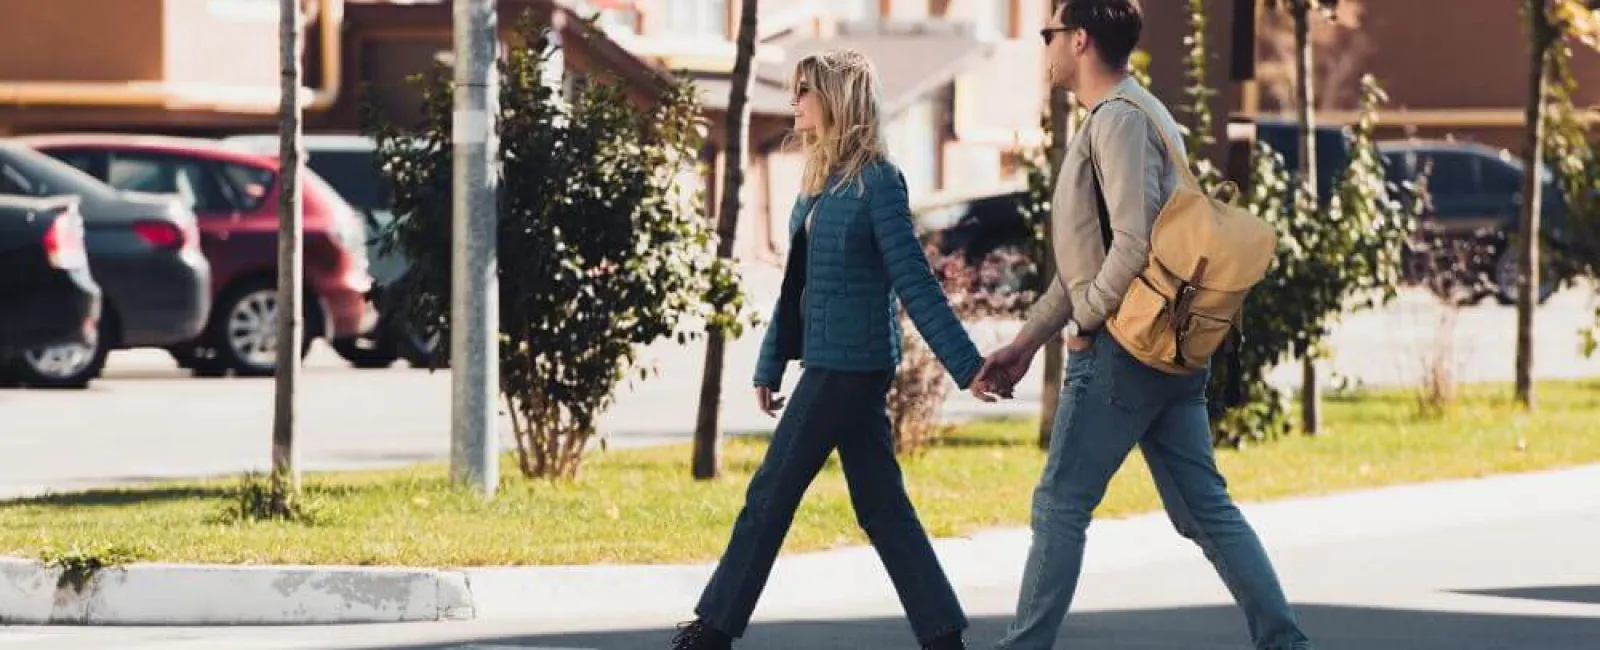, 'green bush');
1209,75,1416,447
370,19,745,479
